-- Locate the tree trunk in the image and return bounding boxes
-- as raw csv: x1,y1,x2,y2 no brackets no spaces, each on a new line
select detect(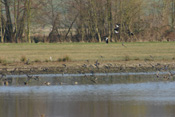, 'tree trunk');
27,0,31,43
48,13,60,42
0,1,4,43
16,0,28,42
65,13,79,40
4,0,14,42
171,0,175,29
90,0,101,42
107,0,112,42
